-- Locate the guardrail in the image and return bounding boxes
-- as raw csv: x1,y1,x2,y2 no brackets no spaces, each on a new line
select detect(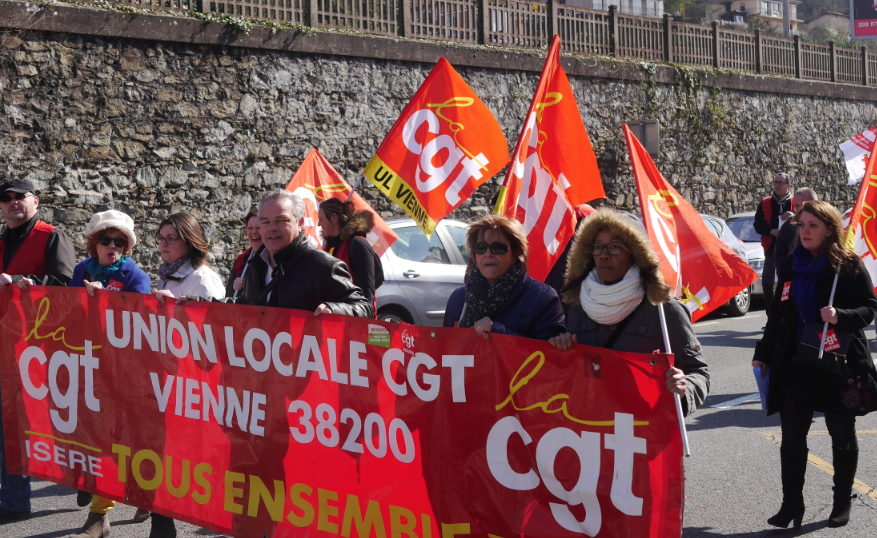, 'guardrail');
191,0,877,86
